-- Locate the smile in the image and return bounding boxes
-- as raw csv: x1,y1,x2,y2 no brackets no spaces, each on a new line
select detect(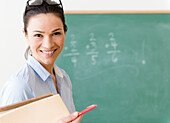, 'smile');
40,49,57,55
43,51,54,54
